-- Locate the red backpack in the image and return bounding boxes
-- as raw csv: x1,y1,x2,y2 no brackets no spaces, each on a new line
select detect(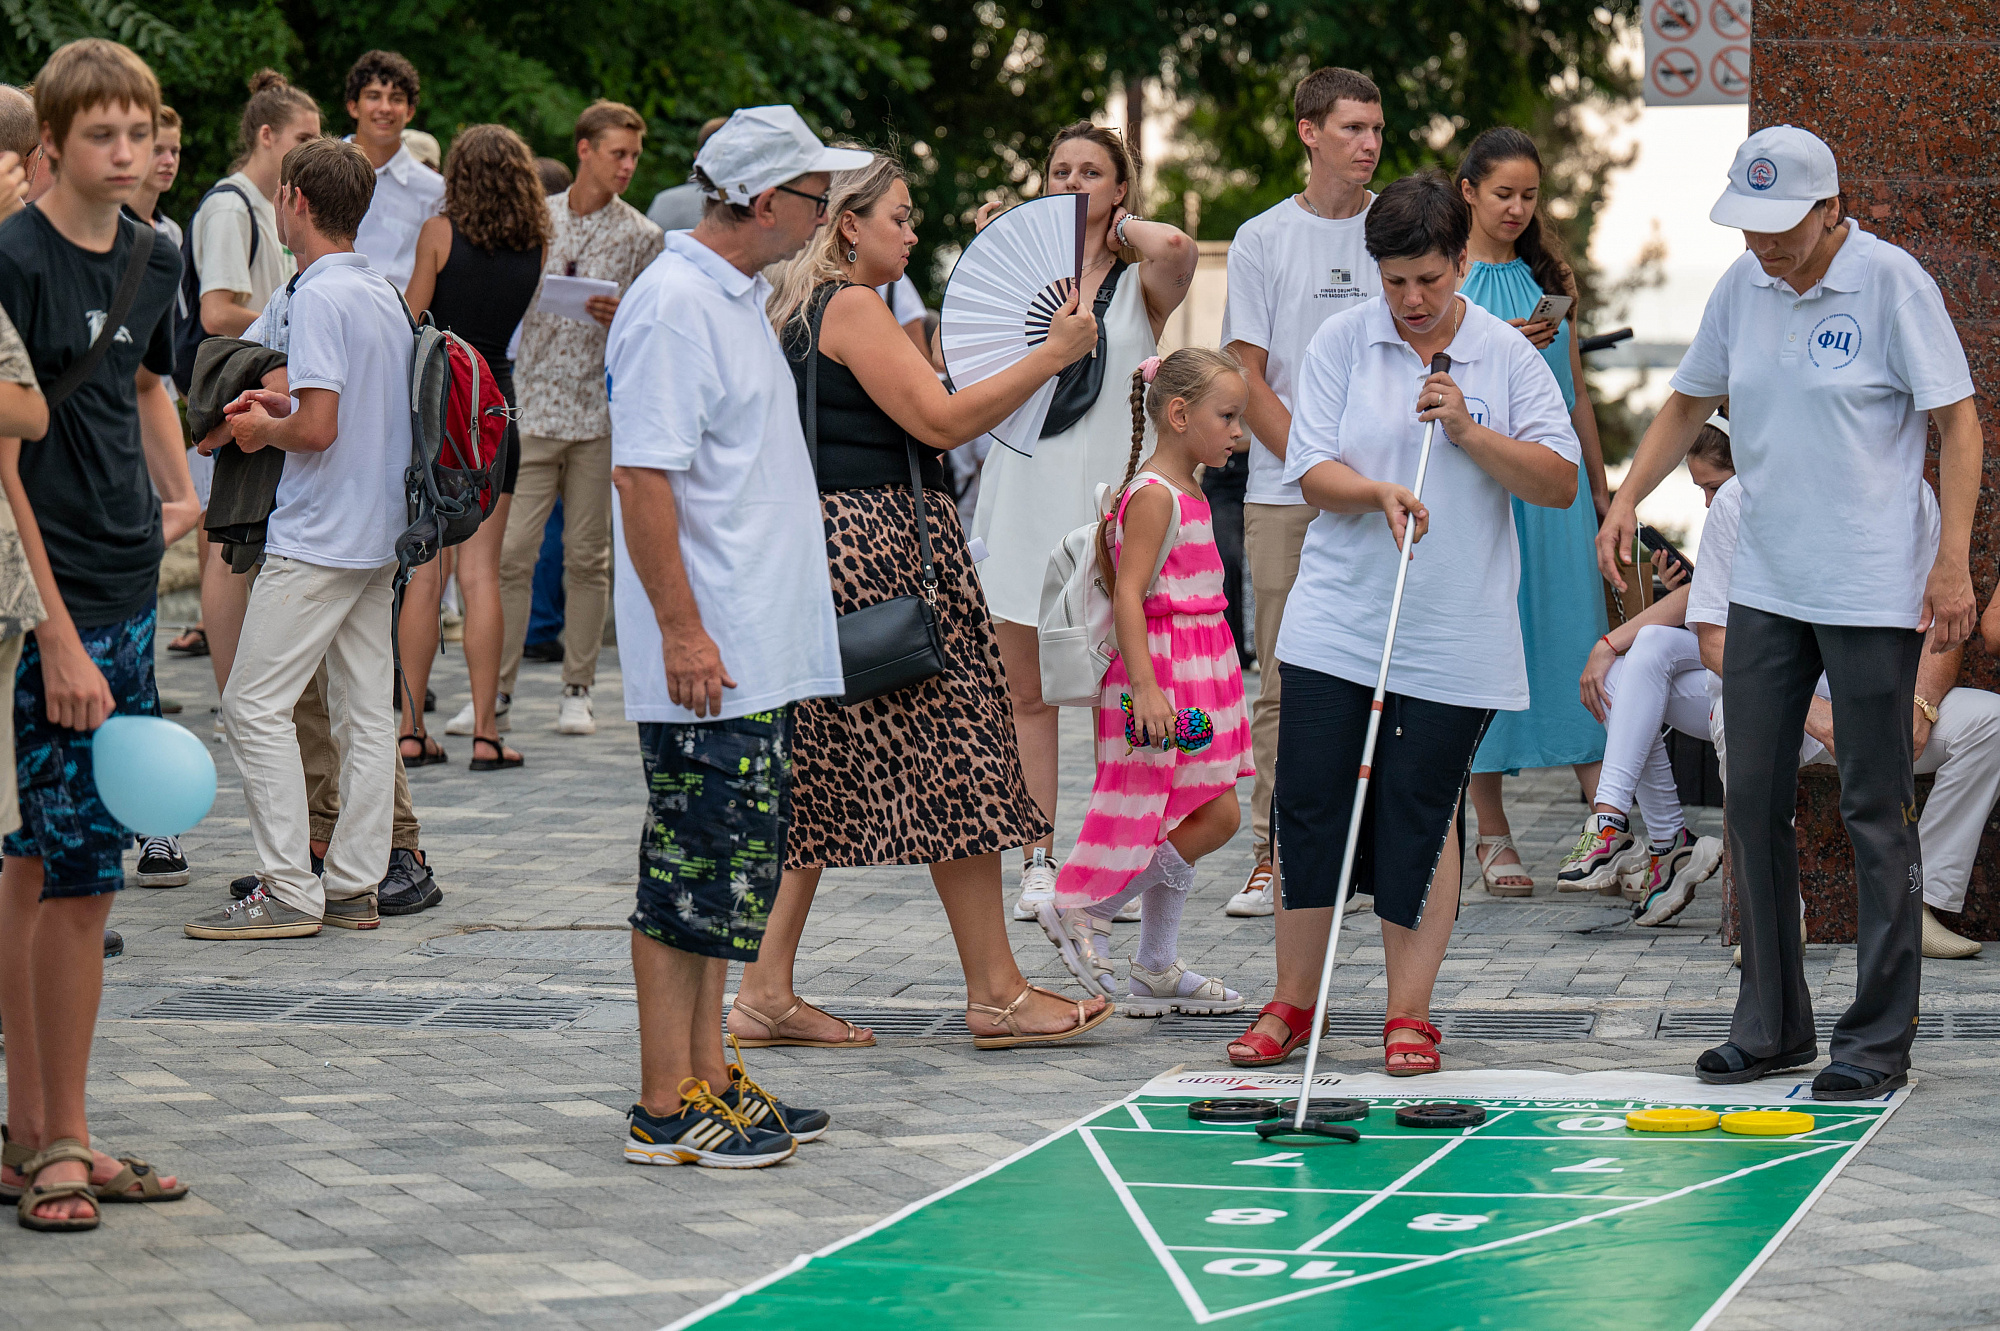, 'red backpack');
393,308,508,582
